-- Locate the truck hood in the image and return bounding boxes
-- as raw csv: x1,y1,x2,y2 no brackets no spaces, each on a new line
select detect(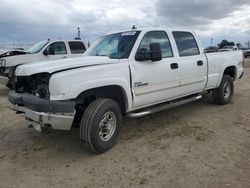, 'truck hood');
15,56,119,76
0,52,42,67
